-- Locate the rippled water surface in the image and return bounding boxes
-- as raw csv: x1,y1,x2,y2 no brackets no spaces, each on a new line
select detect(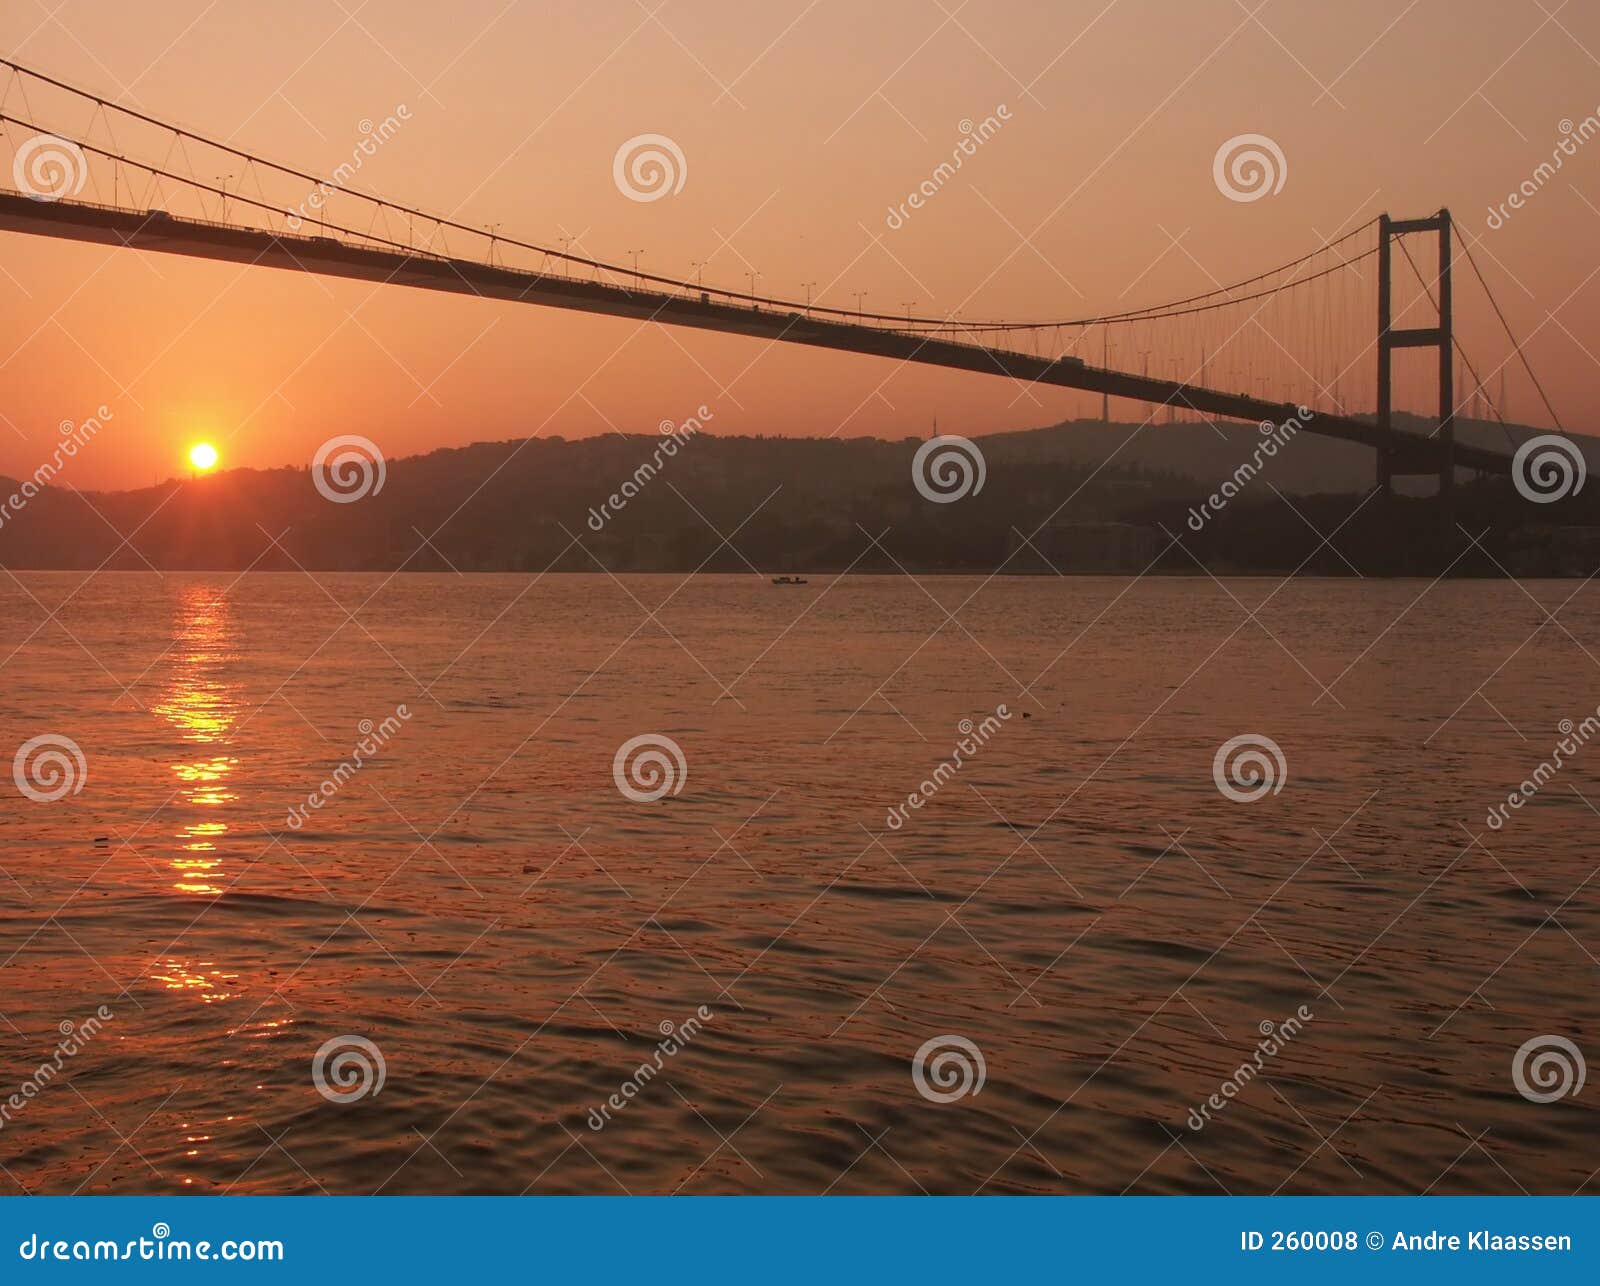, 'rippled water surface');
1,572,1596,1194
